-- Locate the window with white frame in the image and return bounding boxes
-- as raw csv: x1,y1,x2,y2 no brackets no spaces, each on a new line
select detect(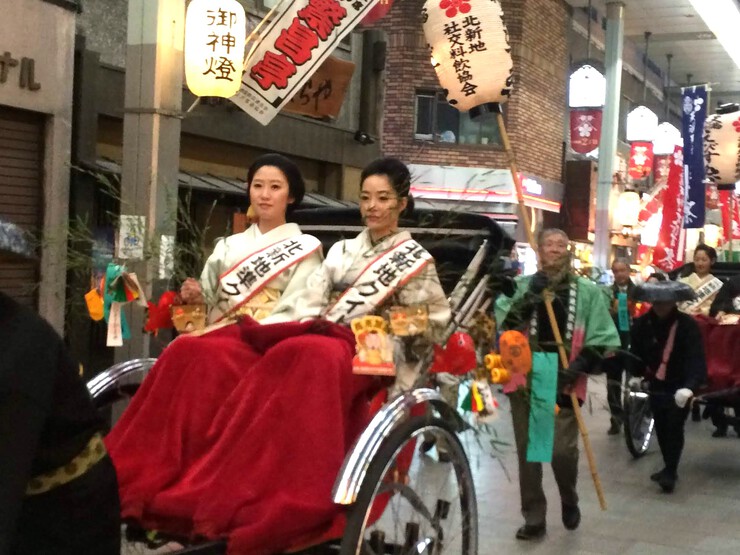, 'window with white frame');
414,90,503,146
